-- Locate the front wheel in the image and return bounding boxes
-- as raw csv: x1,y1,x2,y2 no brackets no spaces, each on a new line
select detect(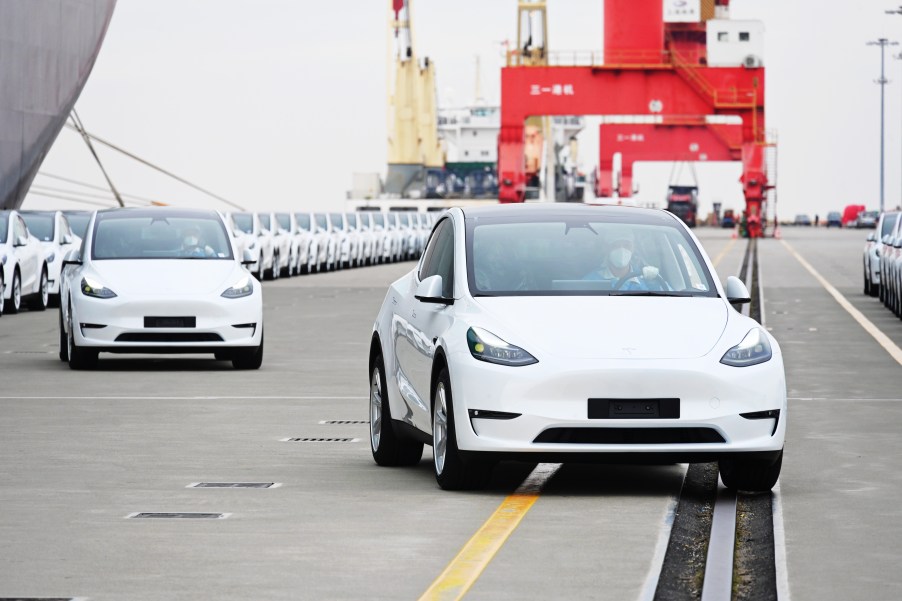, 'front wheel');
8,270,21,314
718,449,783,493
58,307,68,361
67,302,97,370
433,367,493,490
369,353,423,466
232,330,264,369
30,268,48,311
